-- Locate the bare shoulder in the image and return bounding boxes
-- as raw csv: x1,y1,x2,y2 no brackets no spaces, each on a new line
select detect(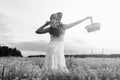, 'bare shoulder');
62,24,70,30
